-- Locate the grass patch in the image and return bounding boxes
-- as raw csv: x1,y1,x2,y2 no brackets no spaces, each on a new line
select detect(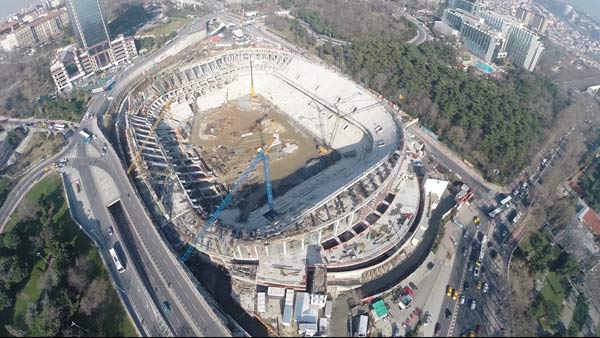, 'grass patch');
26,173,61,202
11,260,45,332
143,17,192,36
541,272,565,307
519,236,533,252
0,177,12,206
